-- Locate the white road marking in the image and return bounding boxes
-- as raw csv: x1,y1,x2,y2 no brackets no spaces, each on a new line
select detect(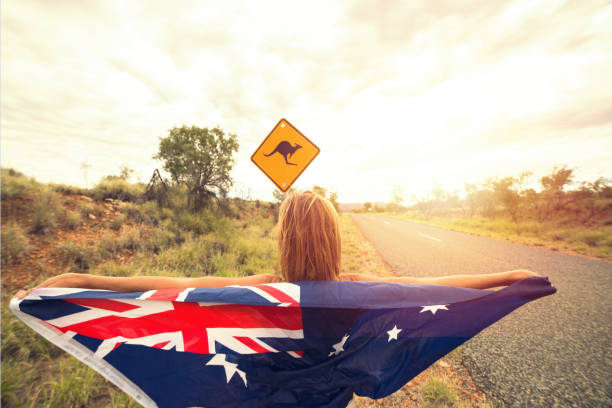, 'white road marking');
384,221,391,225
418,233,442,242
